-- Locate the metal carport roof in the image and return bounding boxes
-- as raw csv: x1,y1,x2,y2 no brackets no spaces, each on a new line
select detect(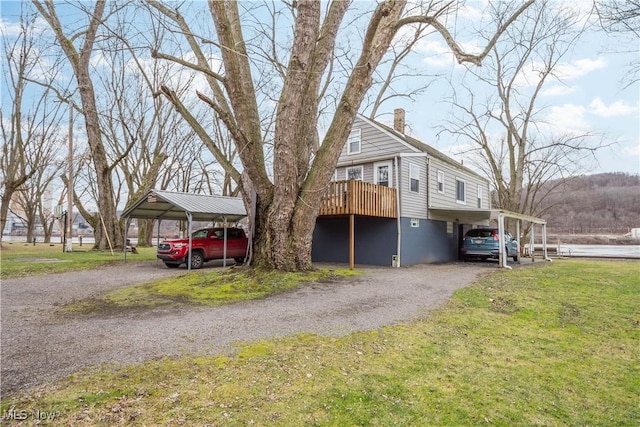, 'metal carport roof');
121,190,247,270
121,190,246,222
